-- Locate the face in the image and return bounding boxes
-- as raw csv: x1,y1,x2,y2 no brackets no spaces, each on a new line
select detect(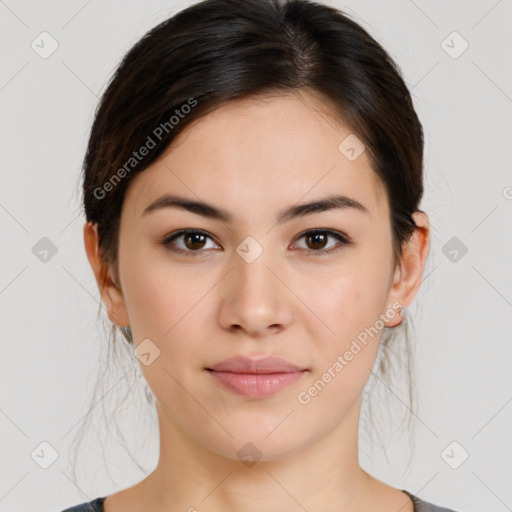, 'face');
86,91,425,462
